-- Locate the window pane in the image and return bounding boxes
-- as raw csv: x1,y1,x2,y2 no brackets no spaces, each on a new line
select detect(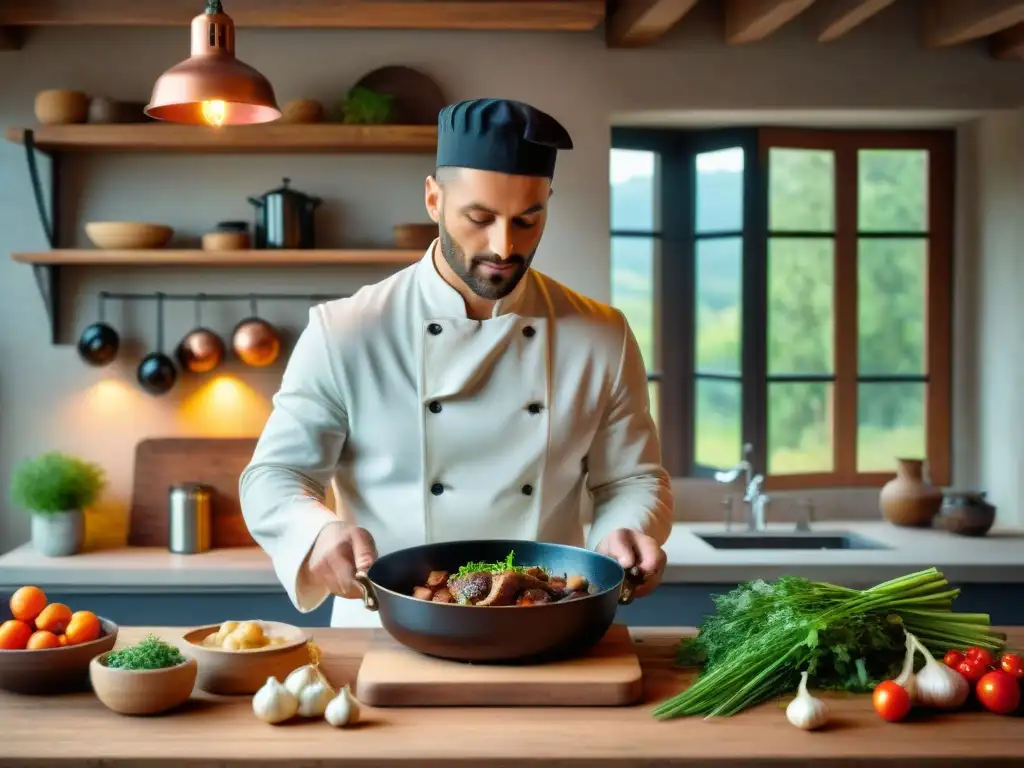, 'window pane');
767,381,834,474
696,237,742,375
611,236,657,370
648,381,660,430
610,149,658,232
857,381,926,472
767,238,834,375
768,148,834,232
696,147,744,233
695,377,742,468
858,149,928,233
858,238,927,375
